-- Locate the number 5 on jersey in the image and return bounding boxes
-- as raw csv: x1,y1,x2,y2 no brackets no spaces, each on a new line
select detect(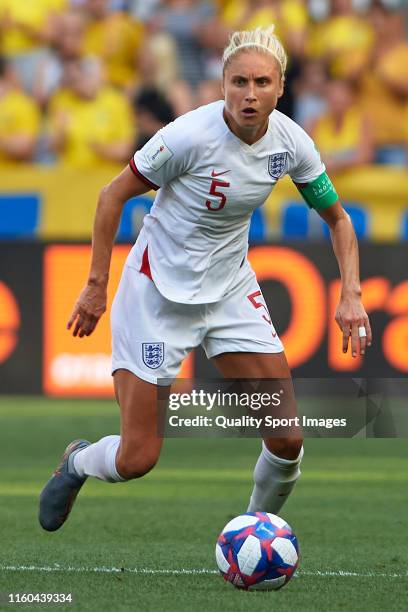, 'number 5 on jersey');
248,291,272,325
206,171,230,211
